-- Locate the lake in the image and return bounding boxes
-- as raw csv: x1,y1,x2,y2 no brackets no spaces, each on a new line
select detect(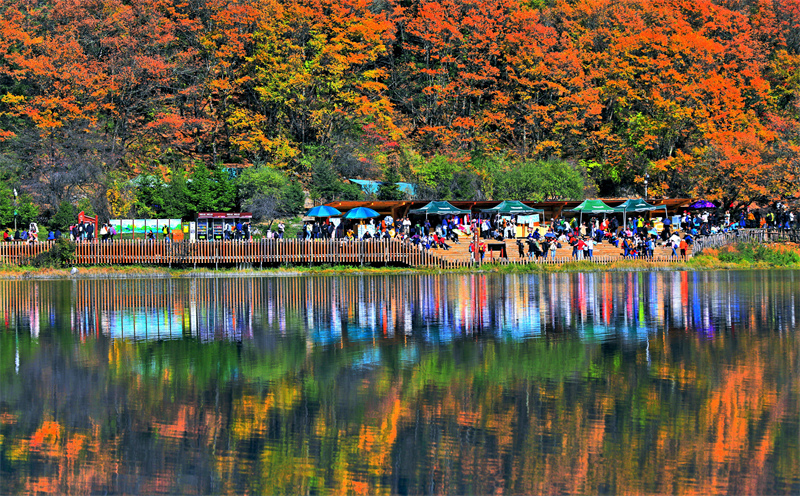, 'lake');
1,271,799,494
